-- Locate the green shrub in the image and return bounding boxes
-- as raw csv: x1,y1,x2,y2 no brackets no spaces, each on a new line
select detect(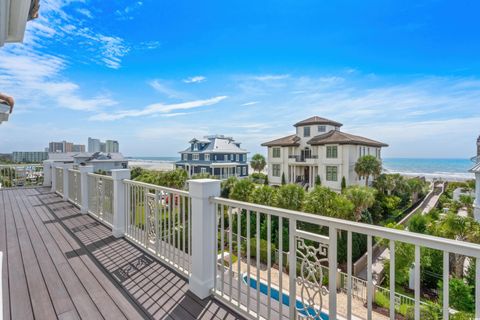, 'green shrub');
249,238,276,264
374,291,390,309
